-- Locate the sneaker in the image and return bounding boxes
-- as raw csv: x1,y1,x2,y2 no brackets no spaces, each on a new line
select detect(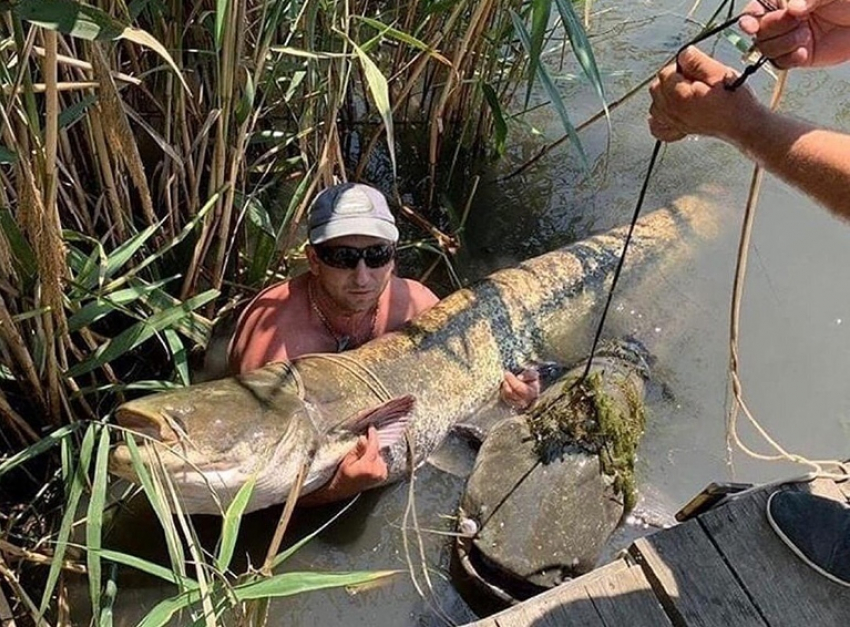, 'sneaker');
766,490,850,587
